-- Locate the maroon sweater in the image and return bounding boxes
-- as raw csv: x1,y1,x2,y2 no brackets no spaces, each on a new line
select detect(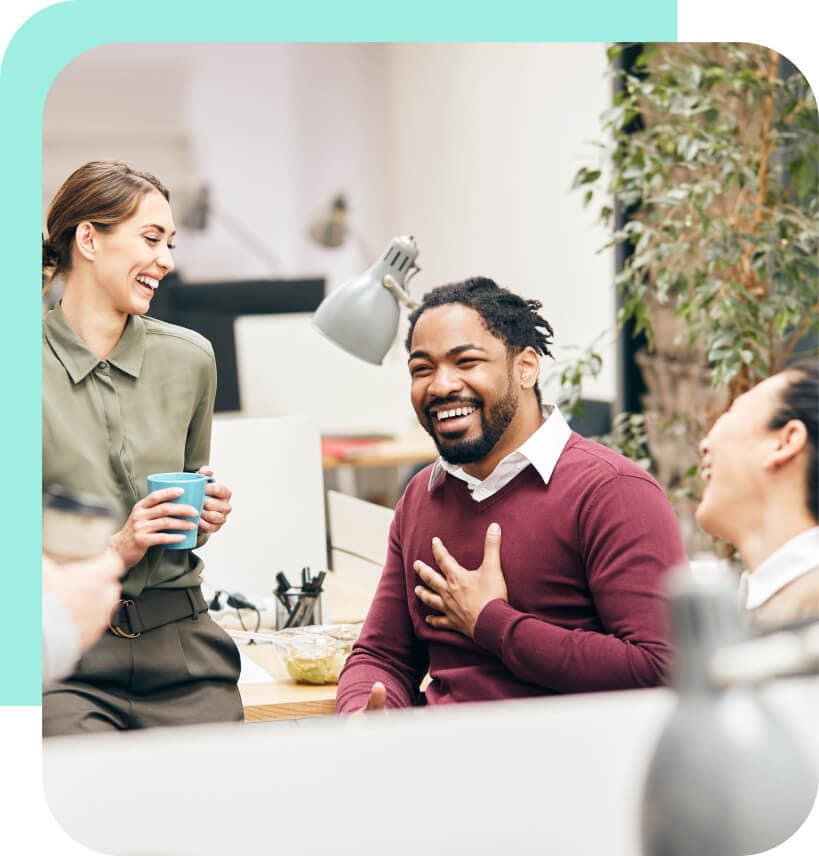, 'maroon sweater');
336,433,686,711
